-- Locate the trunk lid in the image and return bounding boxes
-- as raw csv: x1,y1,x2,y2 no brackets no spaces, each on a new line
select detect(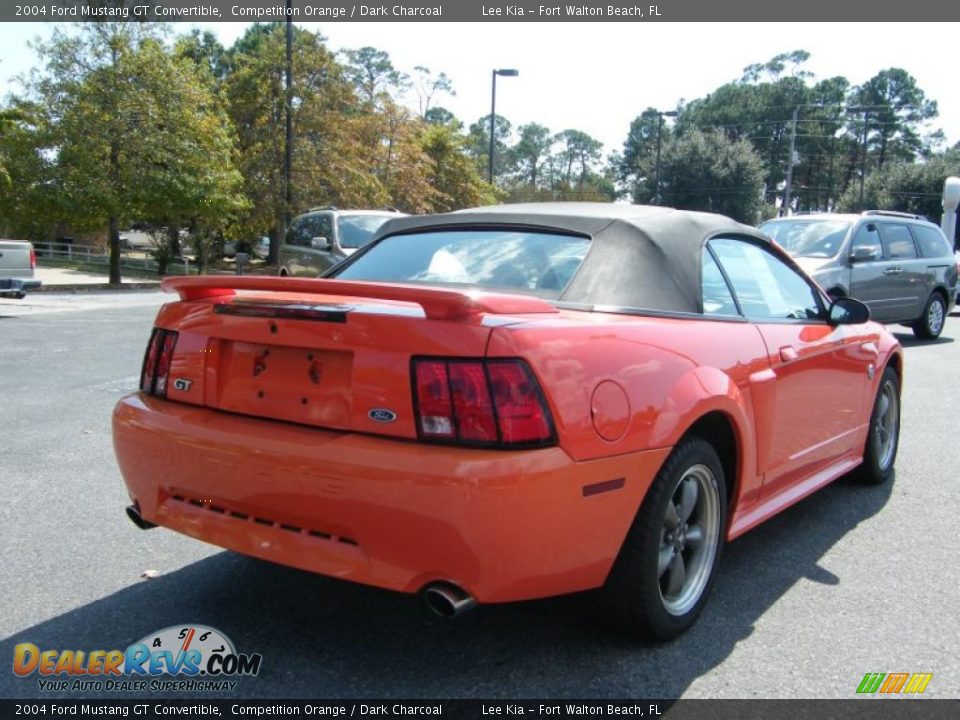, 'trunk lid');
155,277,558,440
